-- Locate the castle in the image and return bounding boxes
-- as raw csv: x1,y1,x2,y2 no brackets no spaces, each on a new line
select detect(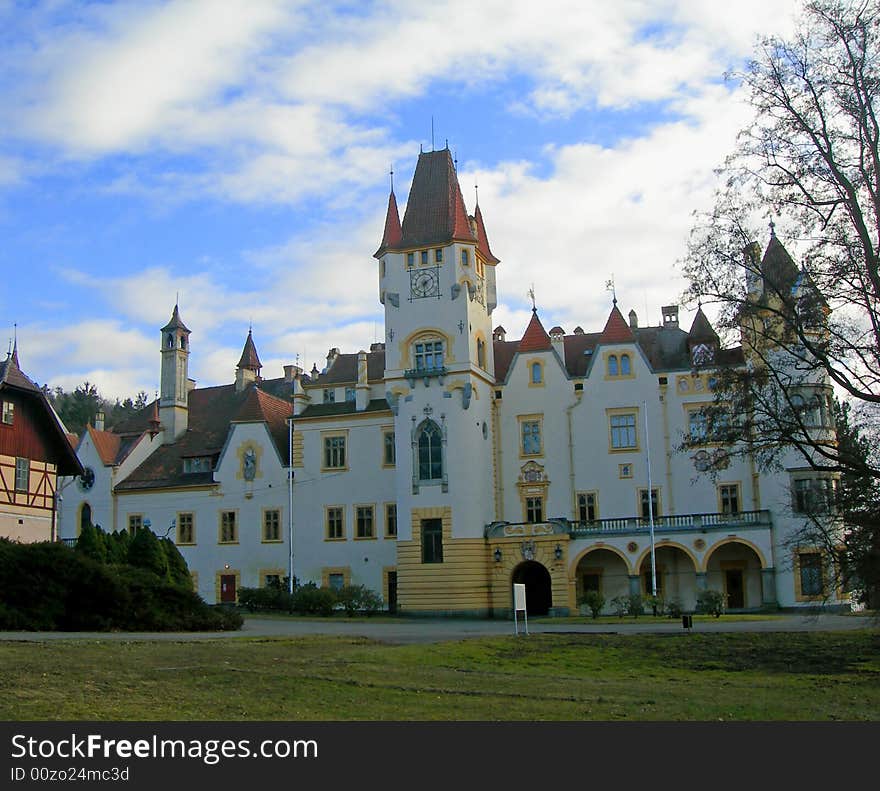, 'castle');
59,147,845,615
